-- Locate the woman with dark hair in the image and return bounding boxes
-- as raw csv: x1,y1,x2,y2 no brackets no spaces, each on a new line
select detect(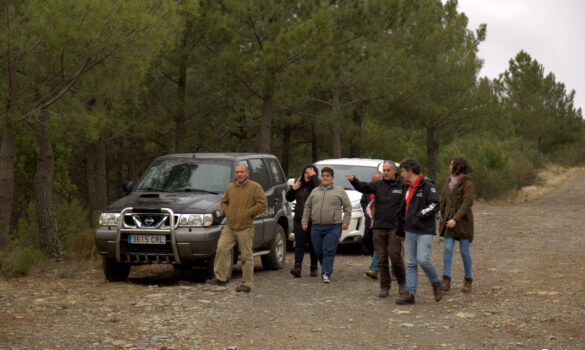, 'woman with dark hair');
286,165,320,277
439,157,475,293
